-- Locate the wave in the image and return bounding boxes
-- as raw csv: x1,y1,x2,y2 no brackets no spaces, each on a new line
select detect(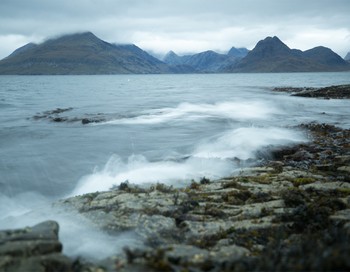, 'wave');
193,127,306,160
71,126,306,196
97,100,280,125
71,154,234,196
